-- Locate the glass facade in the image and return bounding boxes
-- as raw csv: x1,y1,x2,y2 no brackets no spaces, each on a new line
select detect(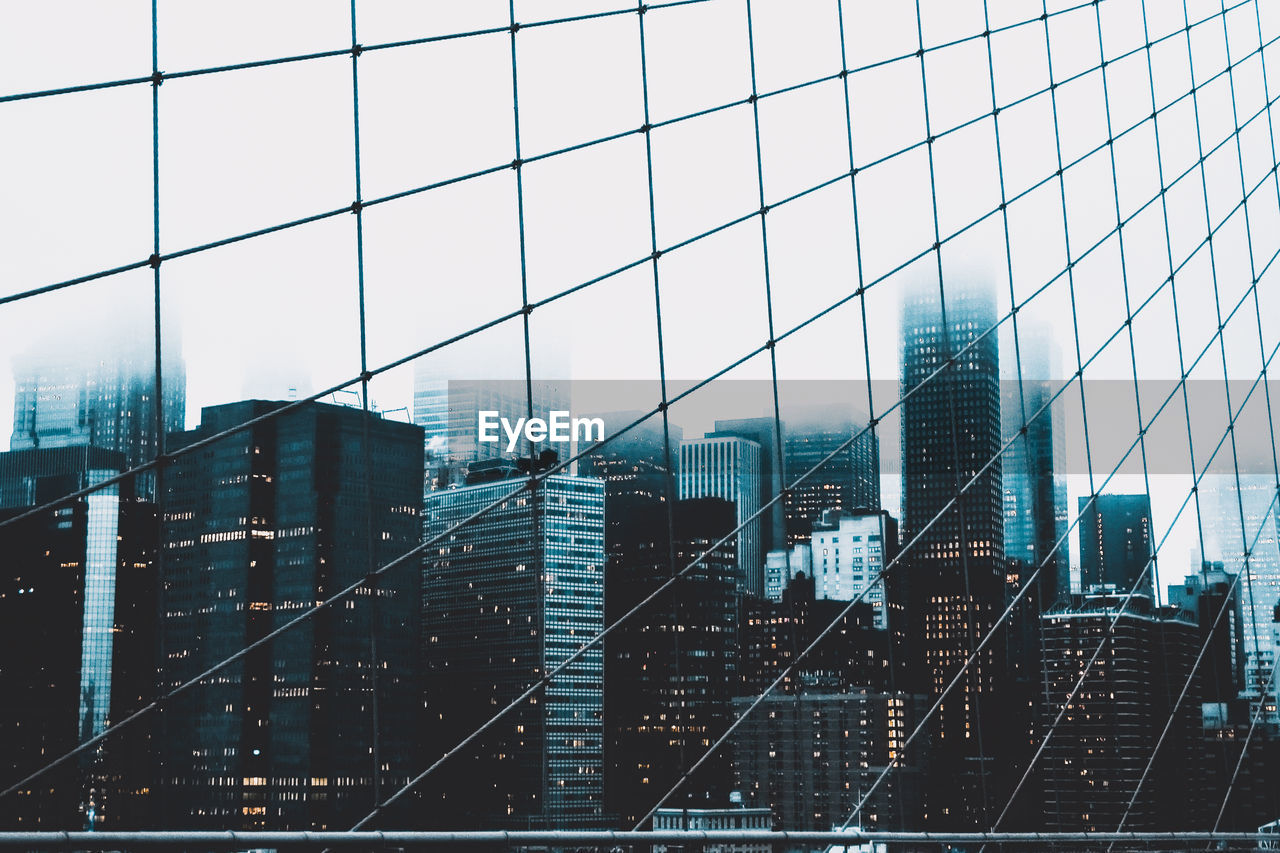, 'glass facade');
424,472,605,827
783,425,882,548
77,469,121,744
679,437,763,596
160,400,424,830
0,446,155,830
